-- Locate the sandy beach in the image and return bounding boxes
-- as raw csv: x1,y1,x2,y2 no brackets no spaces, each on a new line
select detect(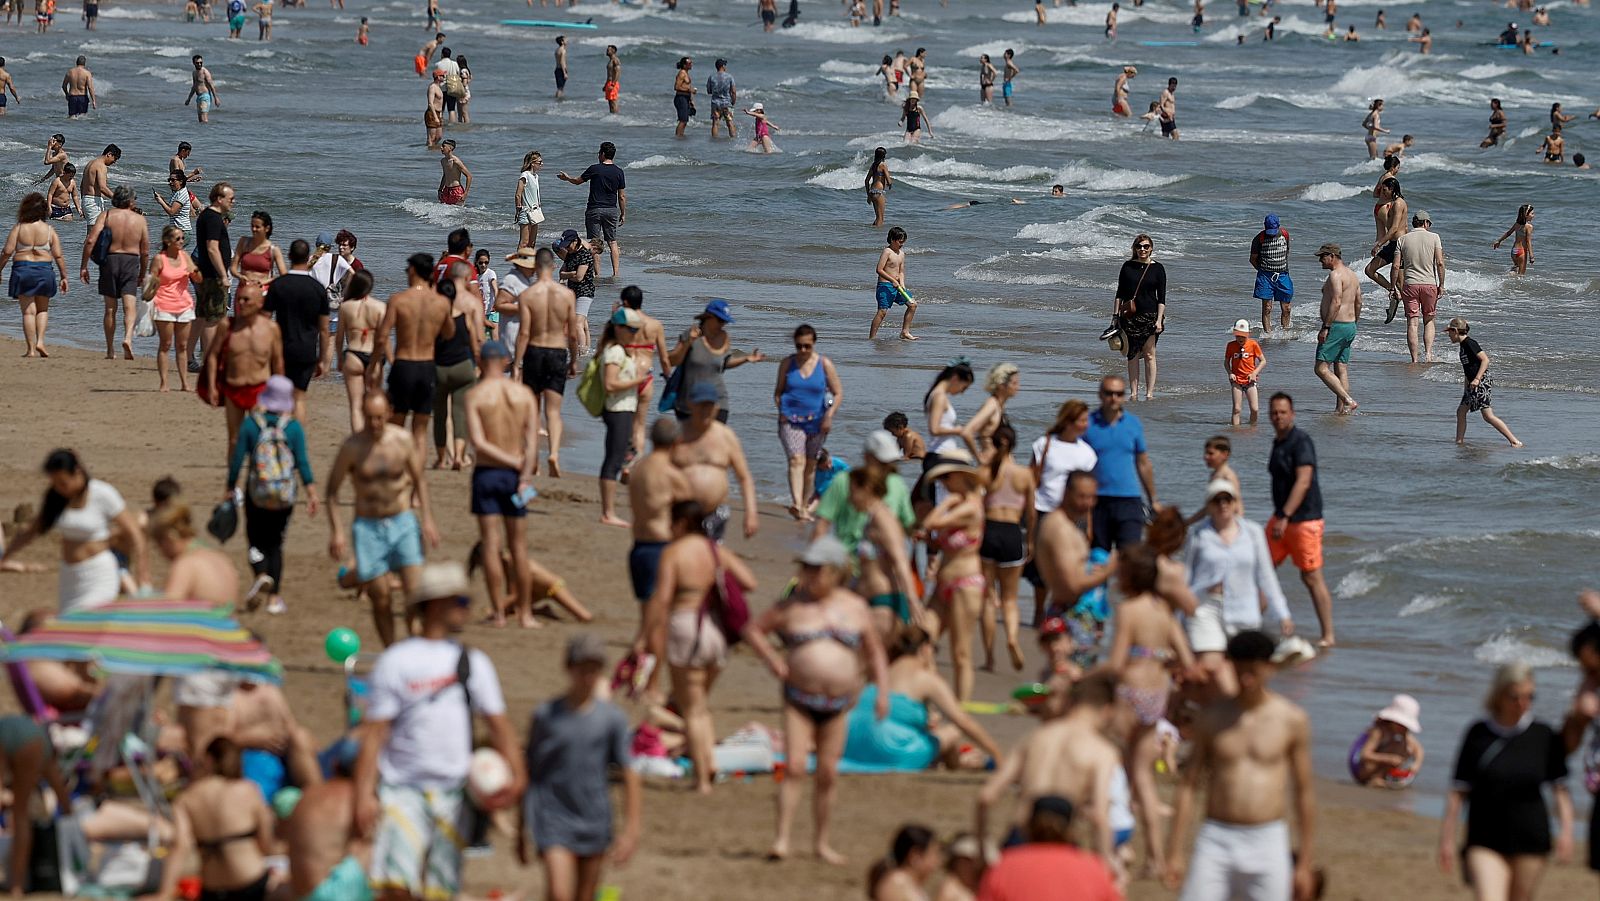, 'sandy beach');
0,337,1591,900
